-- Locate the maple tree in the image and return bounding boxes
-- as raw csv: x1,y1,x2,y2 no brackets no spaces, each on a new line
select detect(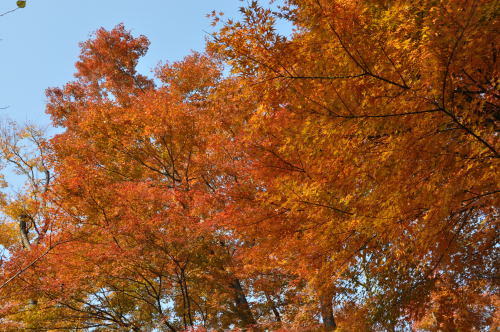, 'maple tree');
2,25,262,331
208,0,499,330
0,0,498,331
